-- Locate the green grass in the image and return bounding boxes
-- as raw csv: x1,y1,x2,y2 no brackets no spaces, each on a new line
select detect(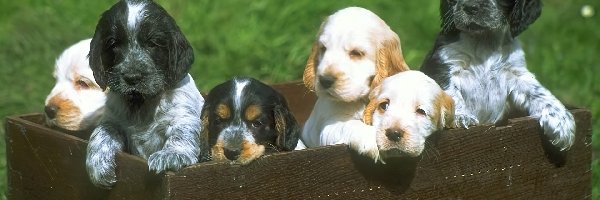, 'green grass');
0,0,598,199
